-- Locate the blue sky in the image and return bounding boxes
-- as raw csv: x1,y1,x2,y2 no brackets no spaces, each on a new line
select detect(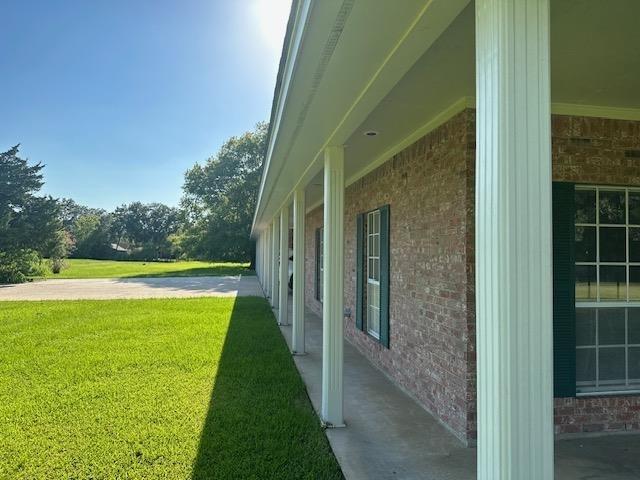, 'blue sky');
0,0,291,210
